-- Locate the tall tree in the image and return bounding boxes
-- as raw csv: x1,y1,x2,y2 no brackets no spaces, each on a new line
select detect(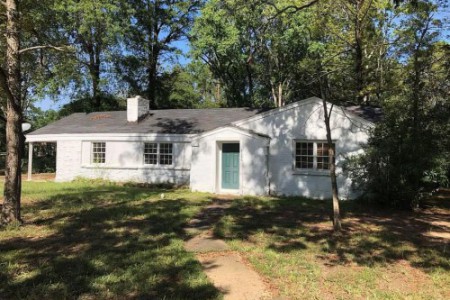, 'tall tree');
346,1,449,208
0,0,23,223
288,0,393,230
191,0,311,107
55,0,126,109
187,60,224,107
307,13,346,230
117,0,201,108
191,0,256,107
0,0,69,224
260,2,311,107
